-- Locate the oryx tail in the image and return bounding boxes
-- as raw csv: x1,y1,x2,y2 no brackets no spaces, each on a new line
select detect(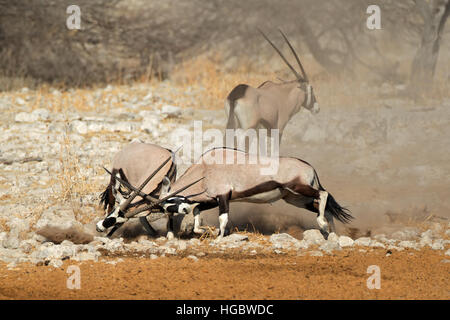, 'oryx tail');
312,168,353,224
